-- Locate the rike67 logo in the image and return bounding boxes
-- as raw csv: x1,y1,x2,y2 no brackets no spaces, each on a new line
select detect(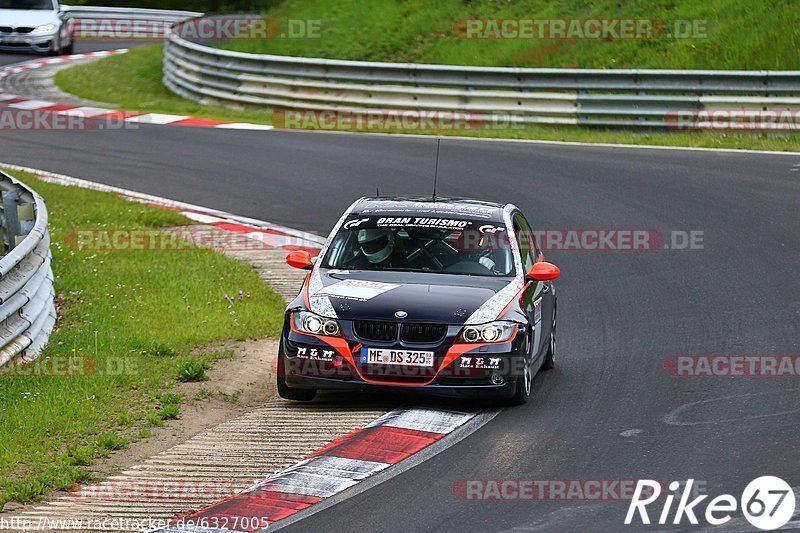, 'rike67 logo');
626,477,796,530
